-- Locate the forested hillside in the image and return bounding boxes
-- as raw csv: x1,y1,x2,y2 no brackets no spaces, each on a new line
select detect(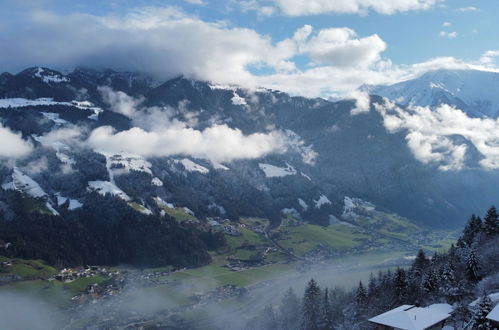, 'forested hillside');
247,206,499,329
